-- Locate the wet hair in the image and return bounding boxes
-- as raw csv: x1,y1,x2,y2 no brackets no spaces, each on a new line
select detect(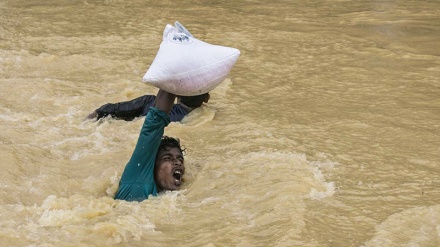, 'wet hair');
179,93,209,108
158,136,186,156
